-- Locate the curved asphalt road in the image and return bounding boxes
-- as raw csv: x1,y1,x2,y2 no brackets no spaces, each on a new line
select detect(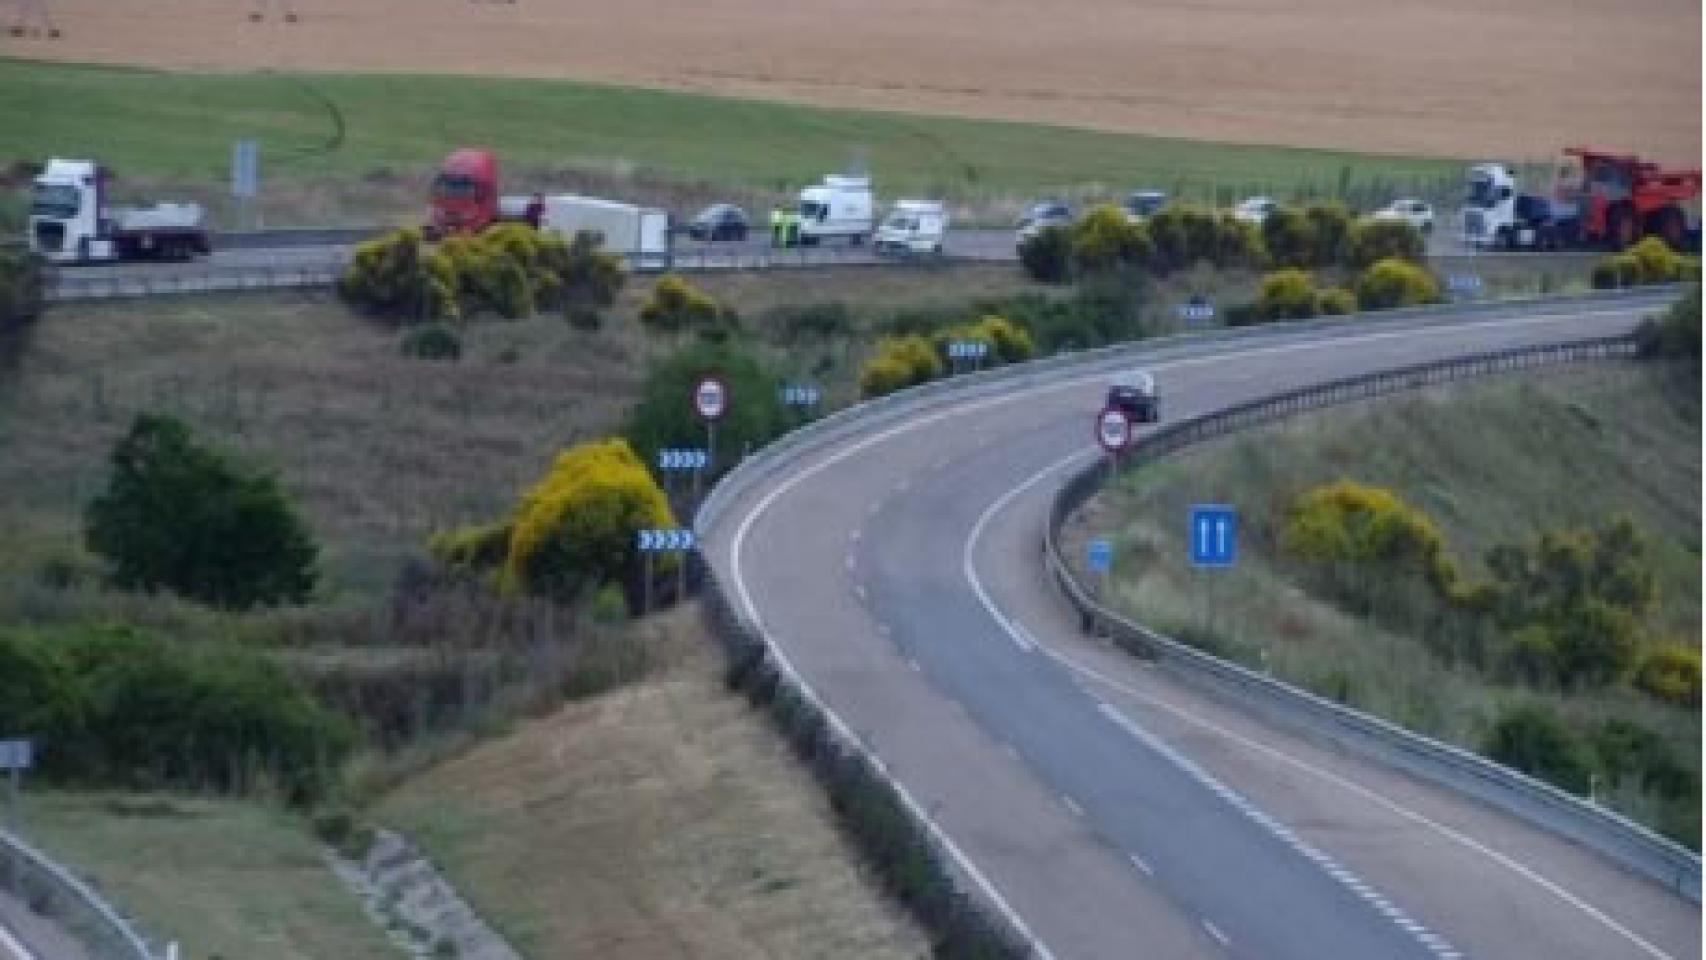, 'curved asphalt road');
703,290,1700,960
